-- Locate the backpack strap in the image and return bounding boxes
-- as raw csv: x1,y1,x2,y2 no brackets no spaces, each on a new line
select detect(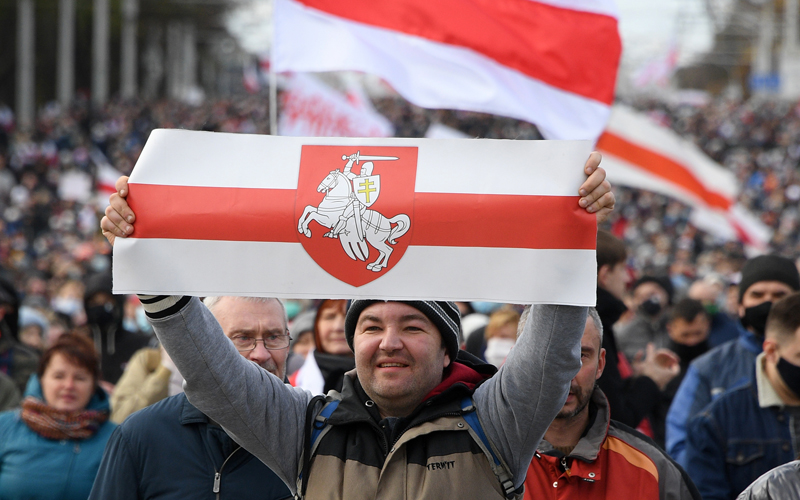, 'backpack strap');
460,397,519,499
297,396,341,499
